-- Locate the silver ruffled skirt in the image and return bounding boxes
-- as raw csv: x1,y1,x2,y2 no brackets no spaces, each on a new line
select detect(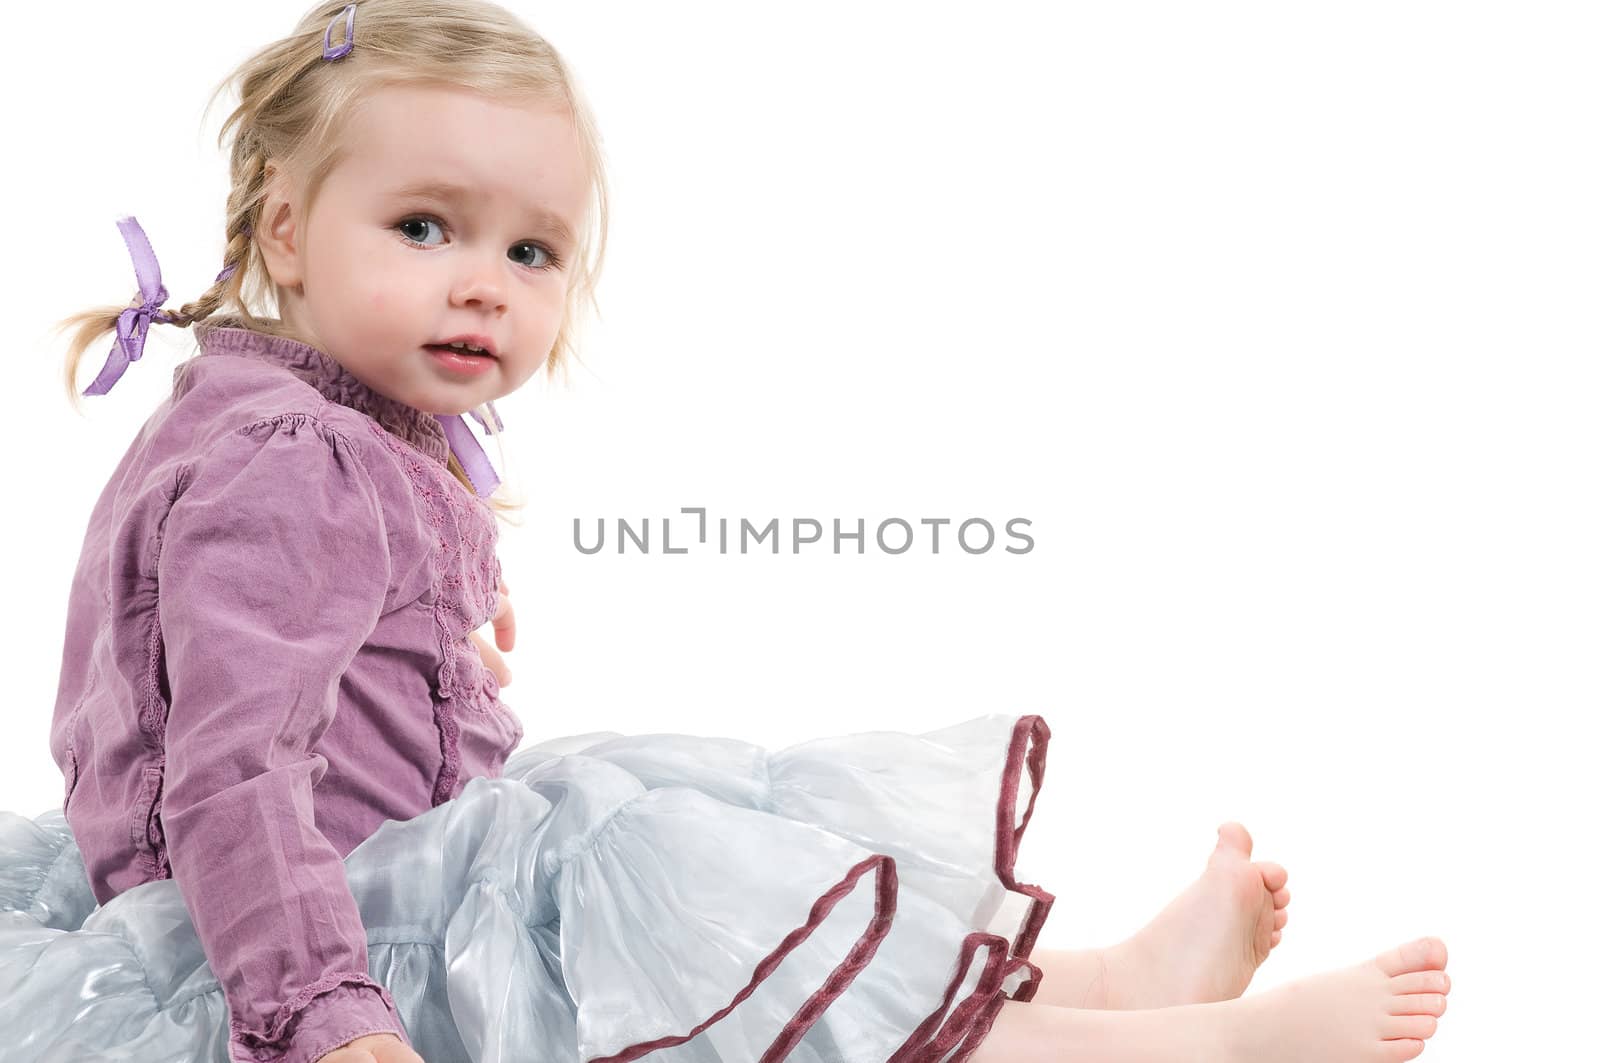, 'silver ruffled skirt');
0,714,1054,1063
